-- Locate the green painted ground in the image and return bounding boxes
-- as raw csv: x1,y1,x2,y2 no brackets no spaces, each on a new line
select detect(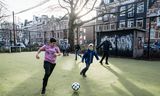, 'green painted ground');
0,52,160,96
